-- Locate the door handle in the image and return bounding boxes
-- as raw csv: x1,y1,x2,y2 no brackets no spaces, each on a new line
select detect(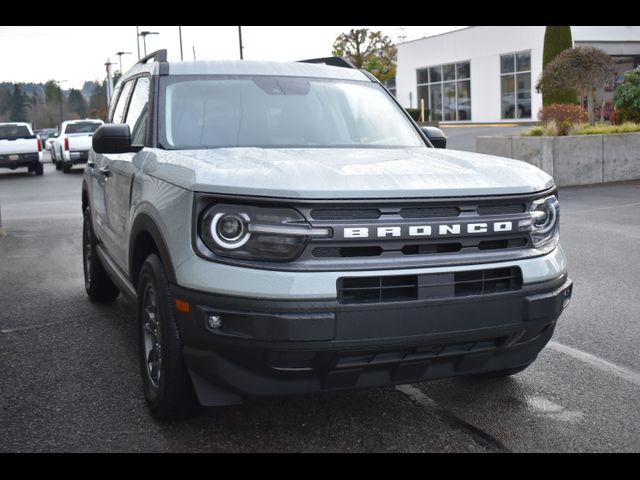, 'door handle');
87,159,95,168
99,166,111,177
